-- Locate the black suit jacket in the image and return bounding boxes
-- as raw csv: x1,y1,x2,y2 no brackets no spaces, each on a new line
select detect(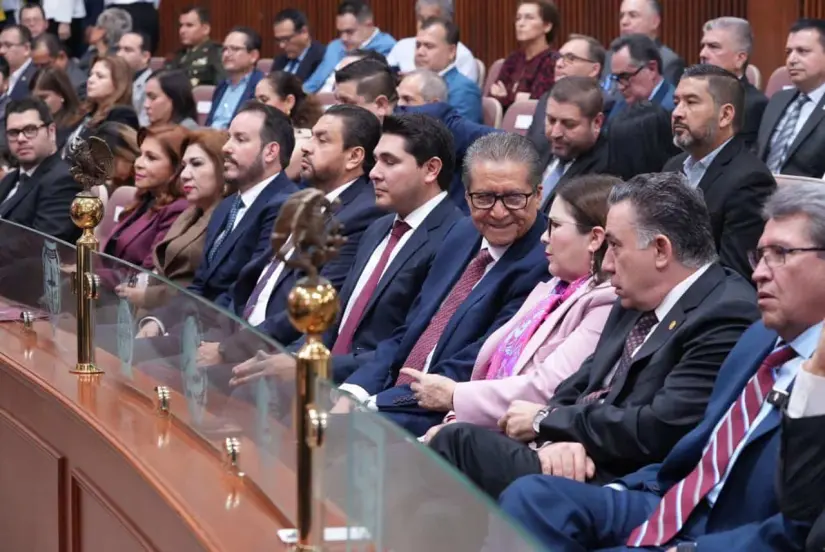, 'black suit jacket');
0,151,81,243
757,88,825,177
8,61,37,100
778,413,825,551
328,197,464,383
741,76,769,150
271,41,326,82
539,135,611,214
537,264,759,483
663,136,776,279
